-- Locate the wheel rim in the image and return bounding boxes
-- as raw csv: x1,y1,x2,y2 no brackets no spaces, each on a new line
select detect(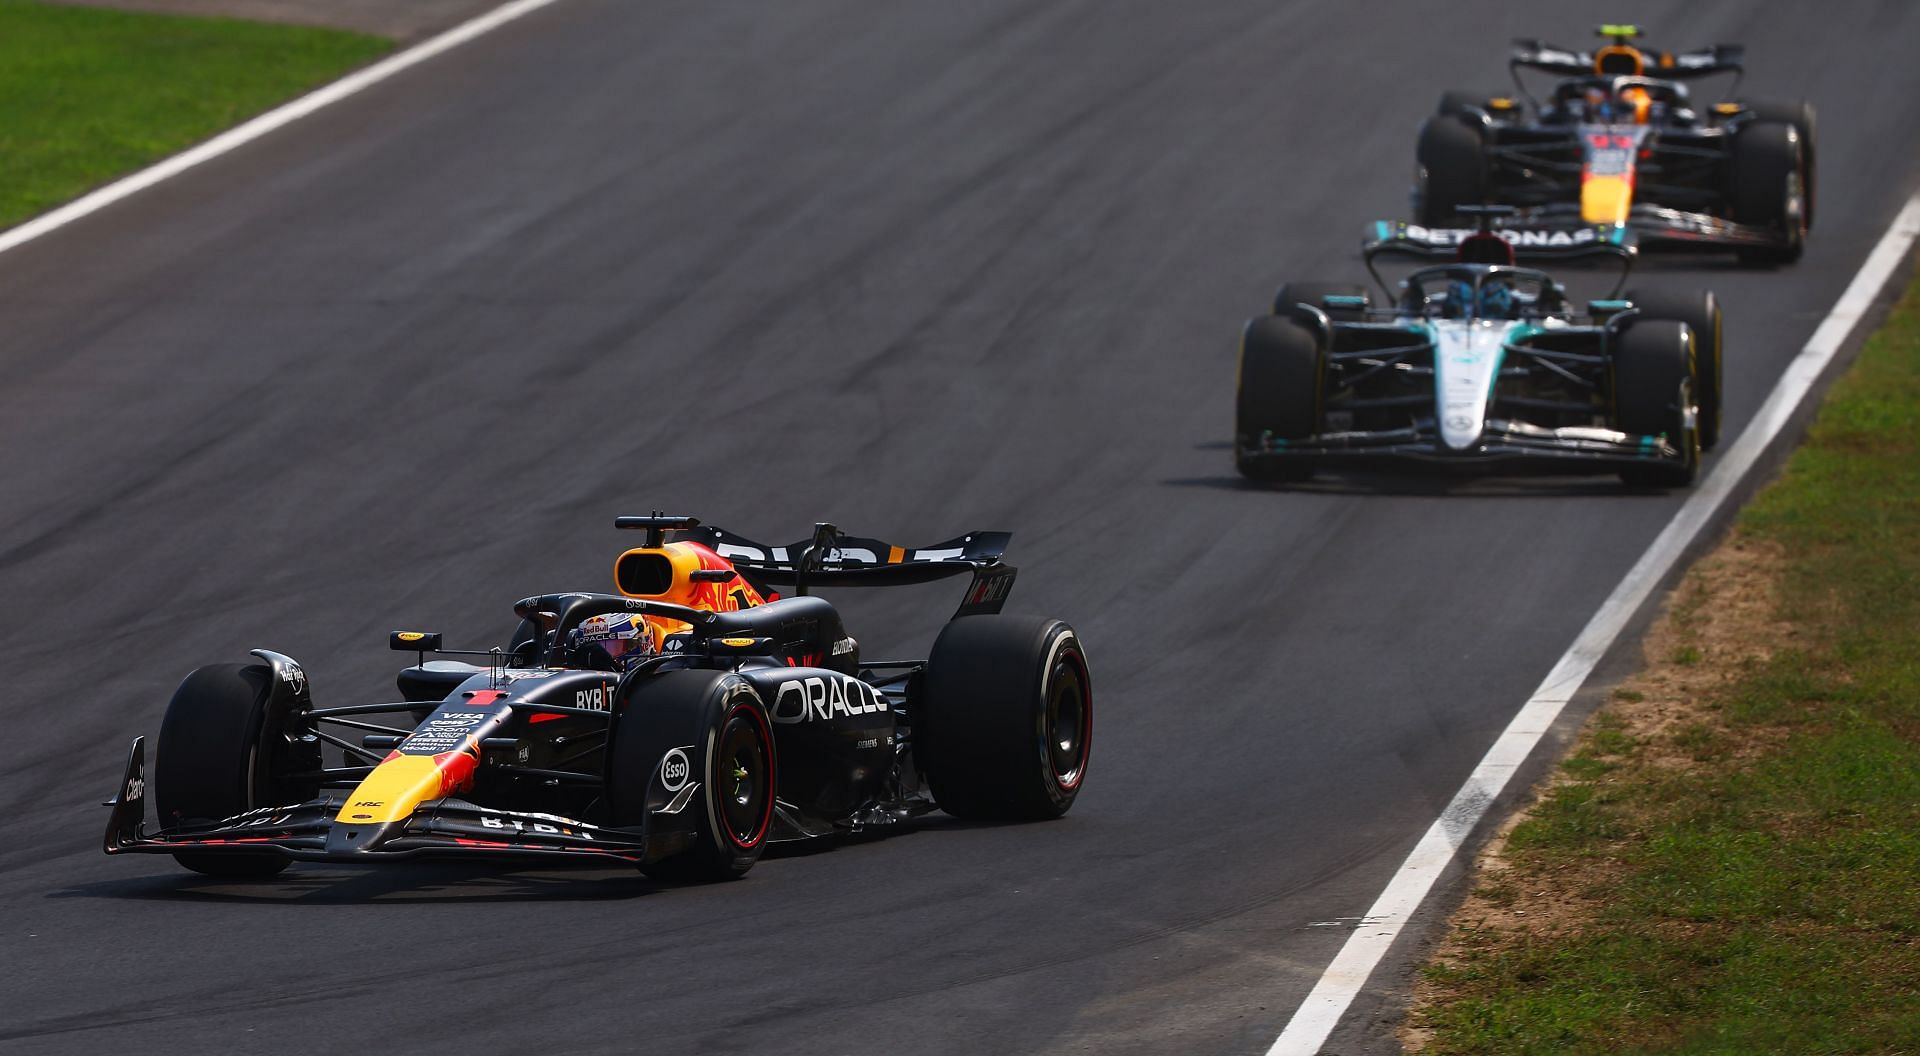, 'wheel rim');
1786,171,1807,243
1043,648,1092,790
715,704,772,850
1677,377,1701,475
